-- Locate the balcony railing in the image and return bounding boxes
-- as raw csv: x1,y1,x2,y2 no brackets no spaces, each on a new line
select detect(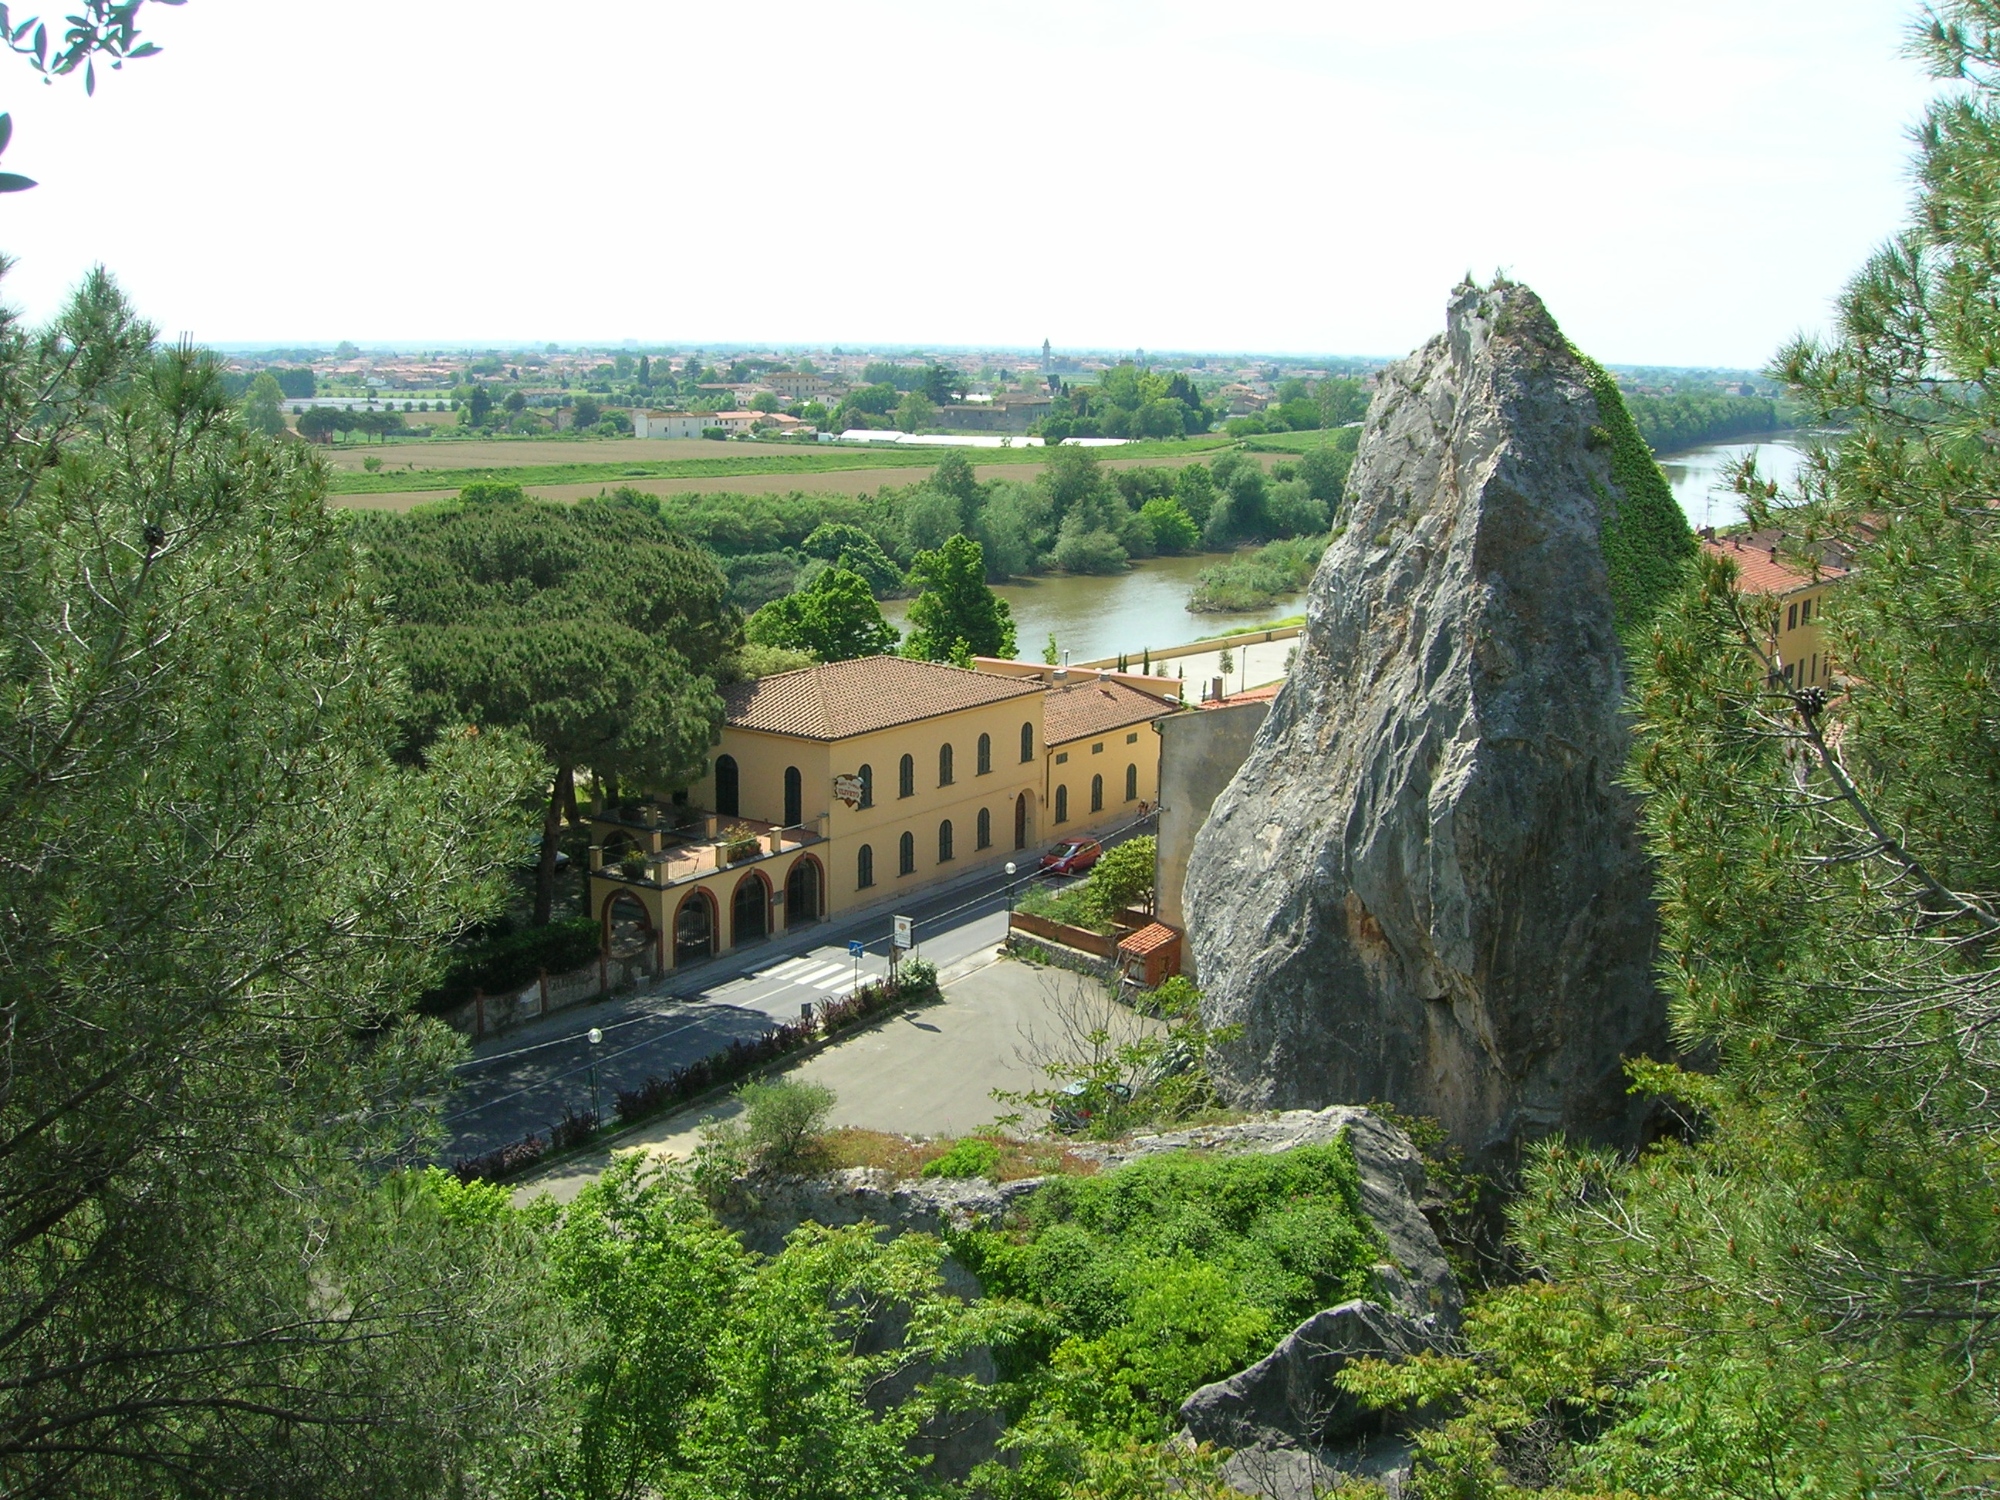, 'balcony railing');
587,805,826,890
